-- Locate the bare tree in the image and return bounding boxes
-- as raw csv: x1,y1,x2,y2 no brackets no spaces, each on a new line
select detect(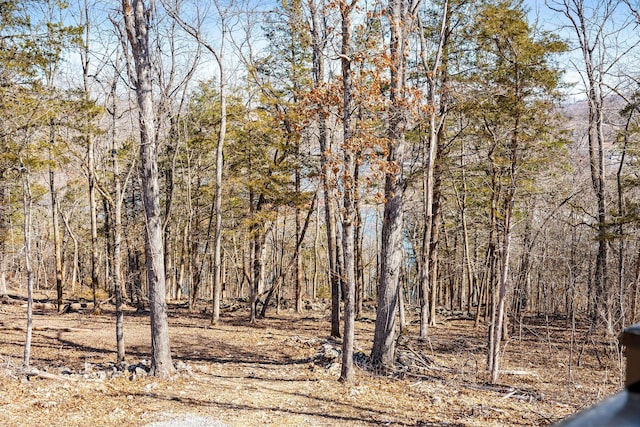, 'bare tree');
121,0,175,377
417,0,449,338
162,0,230,325
95,46,139,363
79,0,101,311
547,0,629,333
